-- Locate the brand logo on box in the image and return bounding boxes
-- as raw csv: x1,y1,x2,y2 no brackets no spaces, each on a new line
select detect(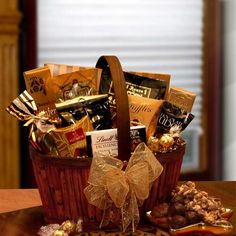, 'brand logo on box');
66,128,85,144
